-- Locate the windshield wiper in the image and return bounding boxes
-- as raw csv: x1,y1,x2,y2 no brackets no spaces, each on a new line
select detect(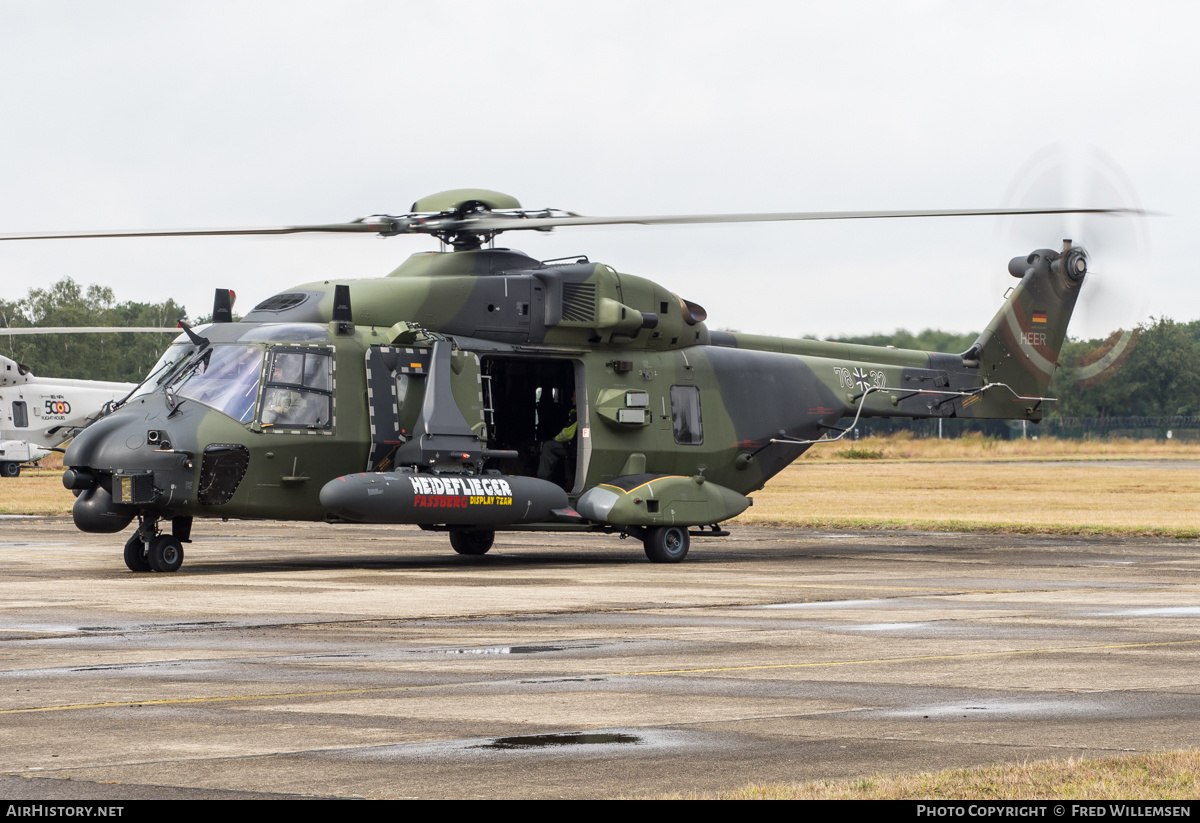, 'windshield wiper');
109,336,198,413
